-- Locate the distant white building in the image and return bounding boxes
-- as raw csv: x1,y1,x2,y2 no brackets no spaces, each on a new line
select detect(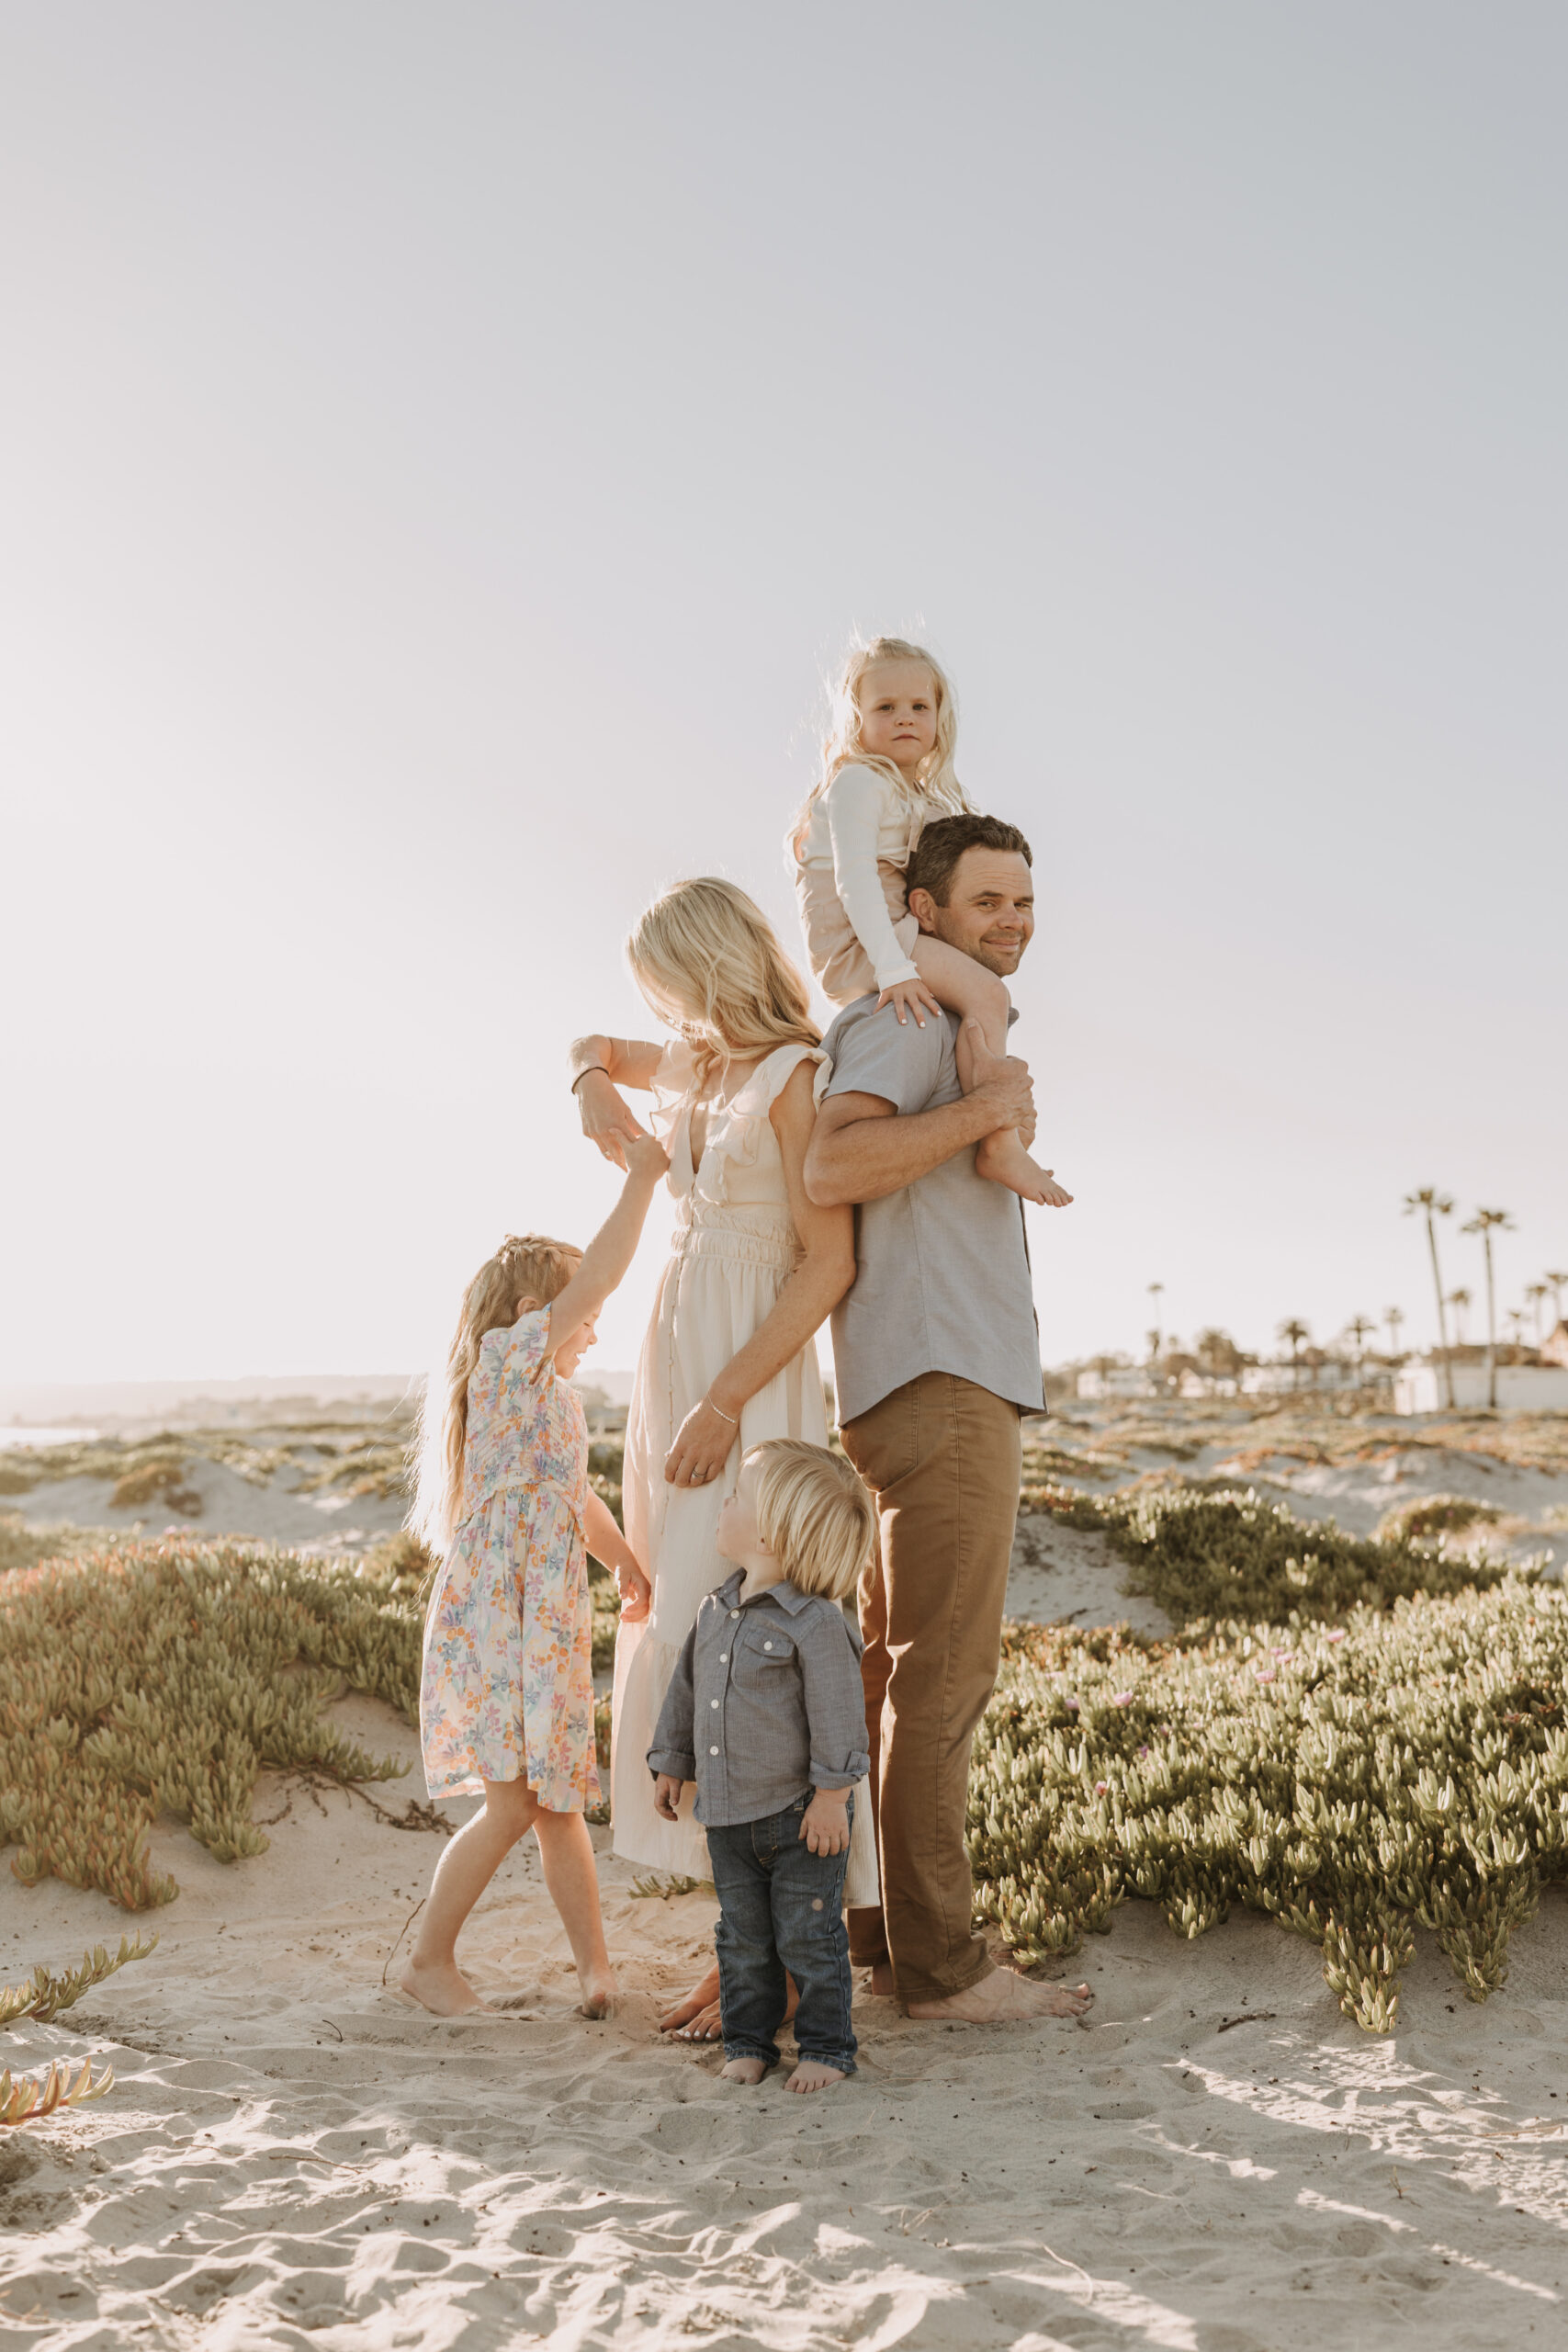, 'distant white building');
1076,1368,1159,1400
1393,1361,1568,1414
